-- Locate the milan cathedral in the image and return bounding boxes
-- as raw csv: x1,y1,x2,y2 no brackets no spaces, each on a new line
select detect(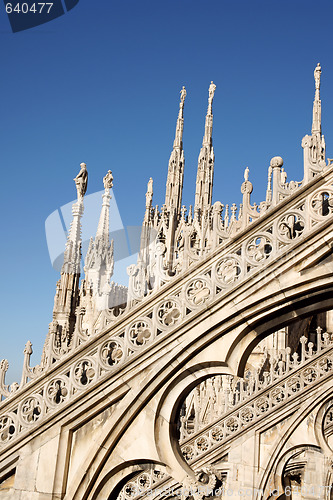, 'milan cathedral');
0,64,333,499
